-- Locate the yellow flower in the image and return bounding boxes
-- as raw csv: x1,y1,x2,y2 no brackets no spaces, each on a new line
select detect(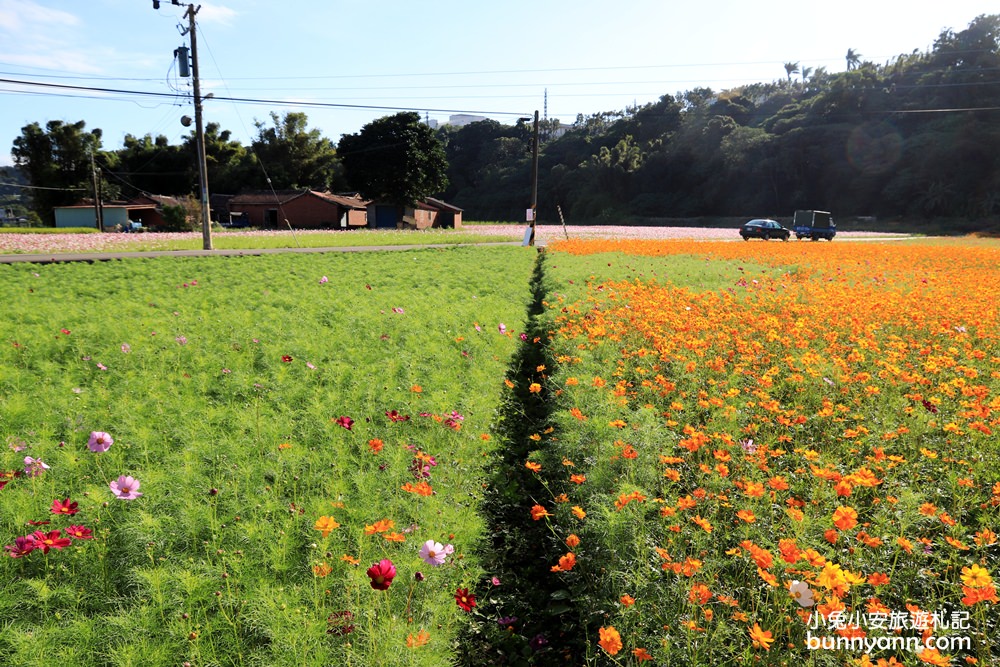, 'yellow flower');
961,564,993,588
